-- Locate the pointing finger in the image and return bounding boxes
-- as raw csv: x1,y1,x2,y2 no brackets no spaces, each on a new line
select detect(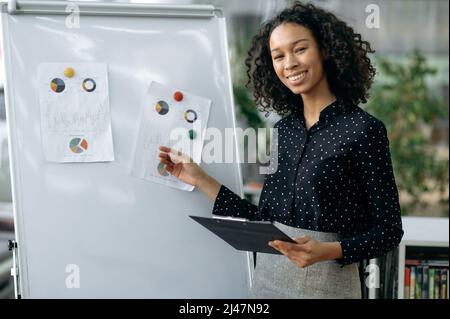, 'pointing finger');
159,146,172,153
